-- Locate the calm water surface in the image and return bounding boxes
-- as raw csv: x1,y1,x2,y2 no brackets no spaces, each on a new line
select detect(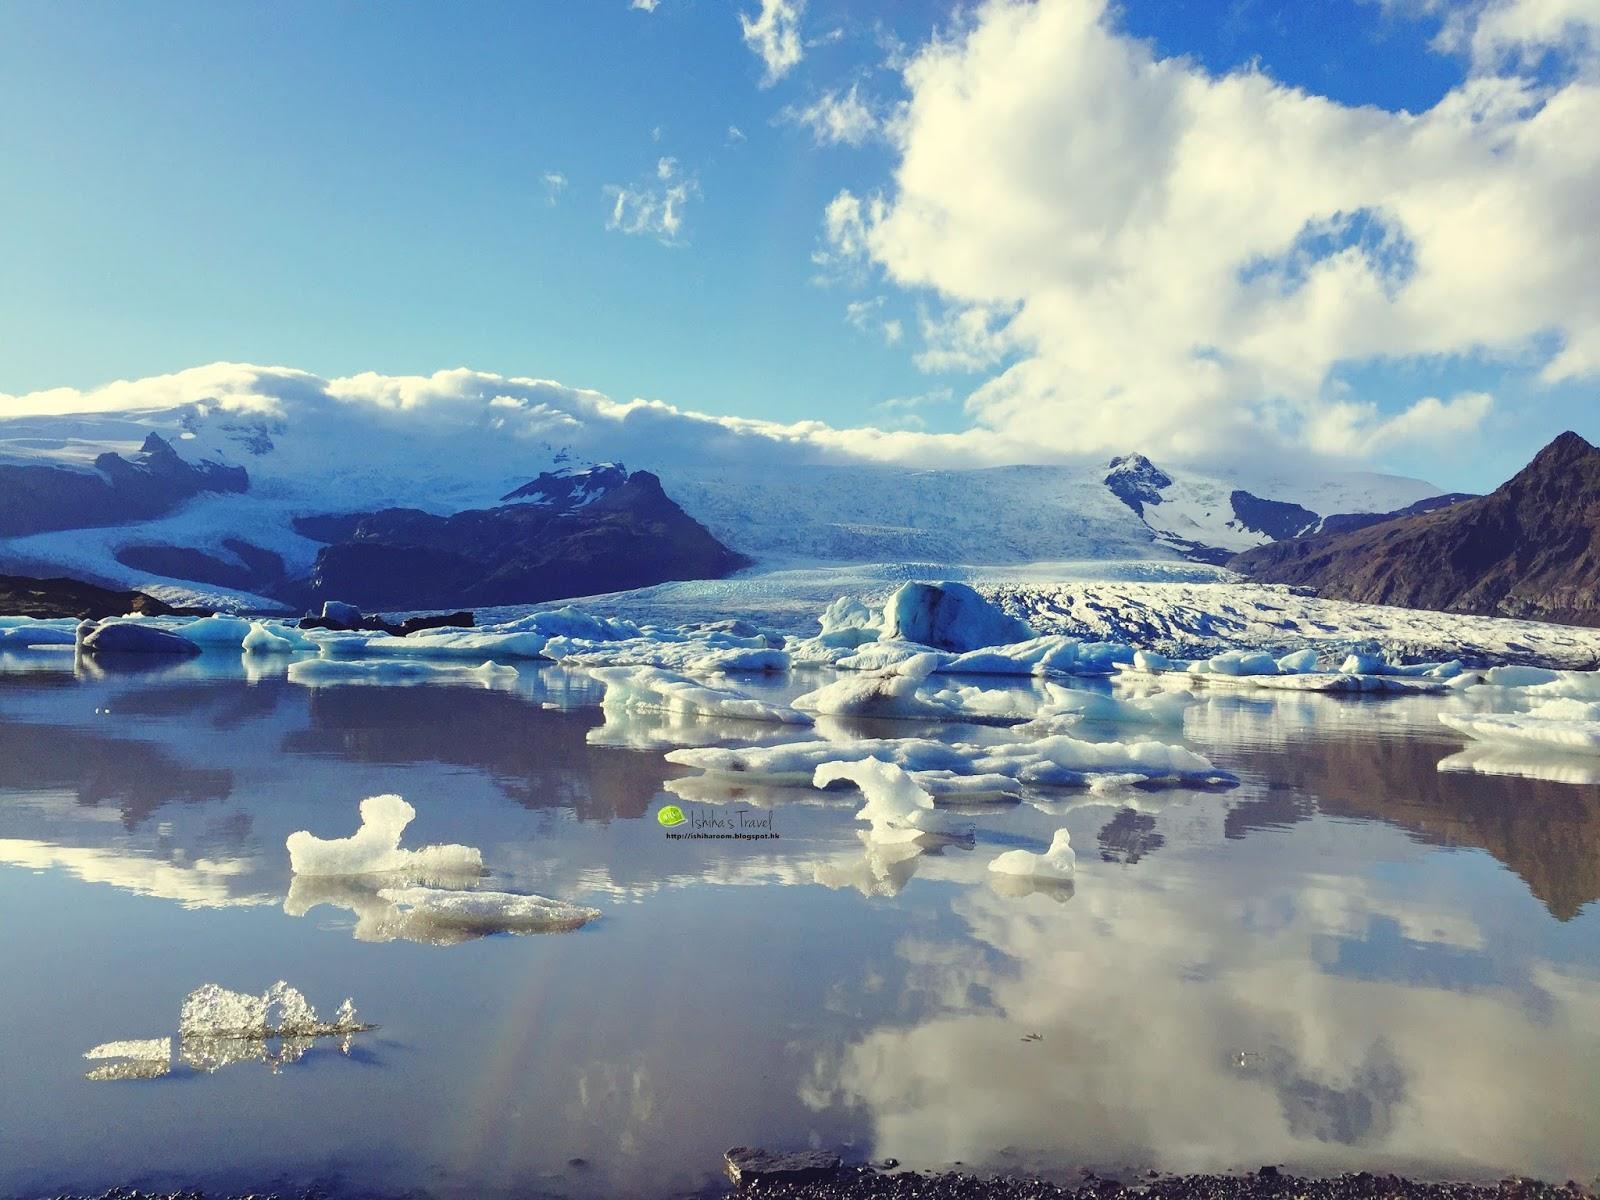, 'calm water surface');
0,651,1597,1199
